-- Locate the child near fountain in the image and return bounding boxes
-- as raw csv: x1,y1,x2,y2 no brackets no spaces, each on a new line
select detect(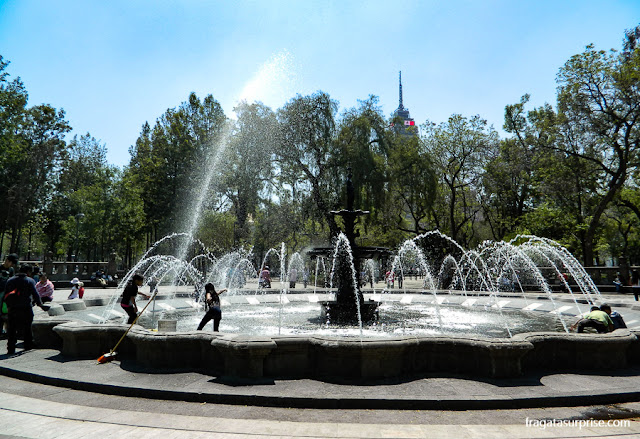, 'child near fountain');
68,278,81,299
197,282,227,332
600,303,627,330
